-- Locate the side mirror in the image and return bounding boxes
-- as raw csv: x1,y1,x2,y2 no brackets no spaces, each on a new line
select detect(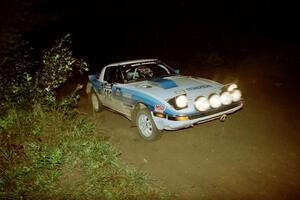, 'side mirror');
174,68,180,75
